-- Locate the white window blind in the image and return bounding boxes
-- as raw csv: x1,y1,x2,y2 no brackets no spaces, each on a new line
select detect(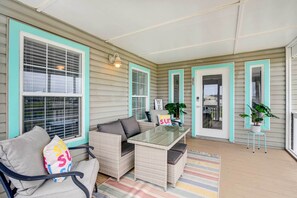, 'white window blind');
132,70,148,120
22,37,82,139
